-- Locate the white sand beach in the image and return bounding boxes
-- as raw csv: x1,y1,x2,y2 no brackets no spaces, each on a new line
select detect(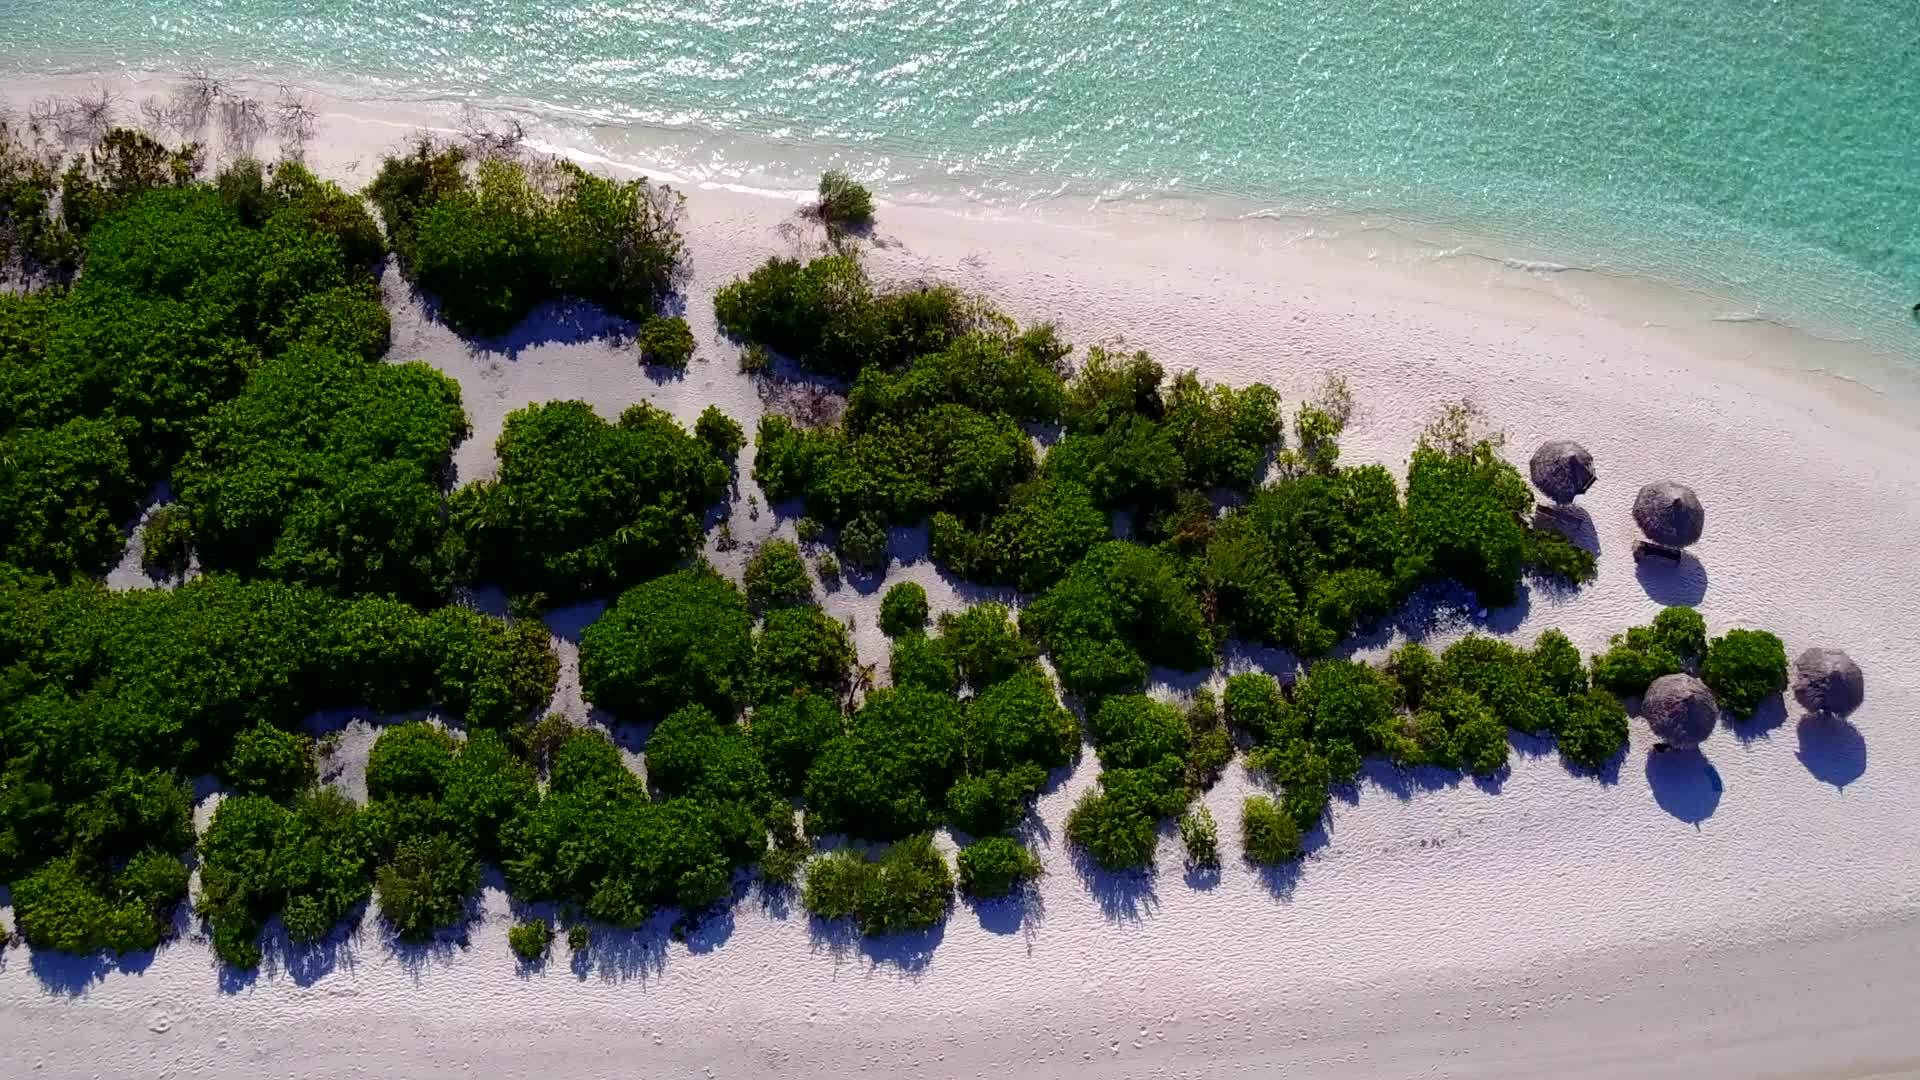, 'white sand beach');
3,74,1918,1079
